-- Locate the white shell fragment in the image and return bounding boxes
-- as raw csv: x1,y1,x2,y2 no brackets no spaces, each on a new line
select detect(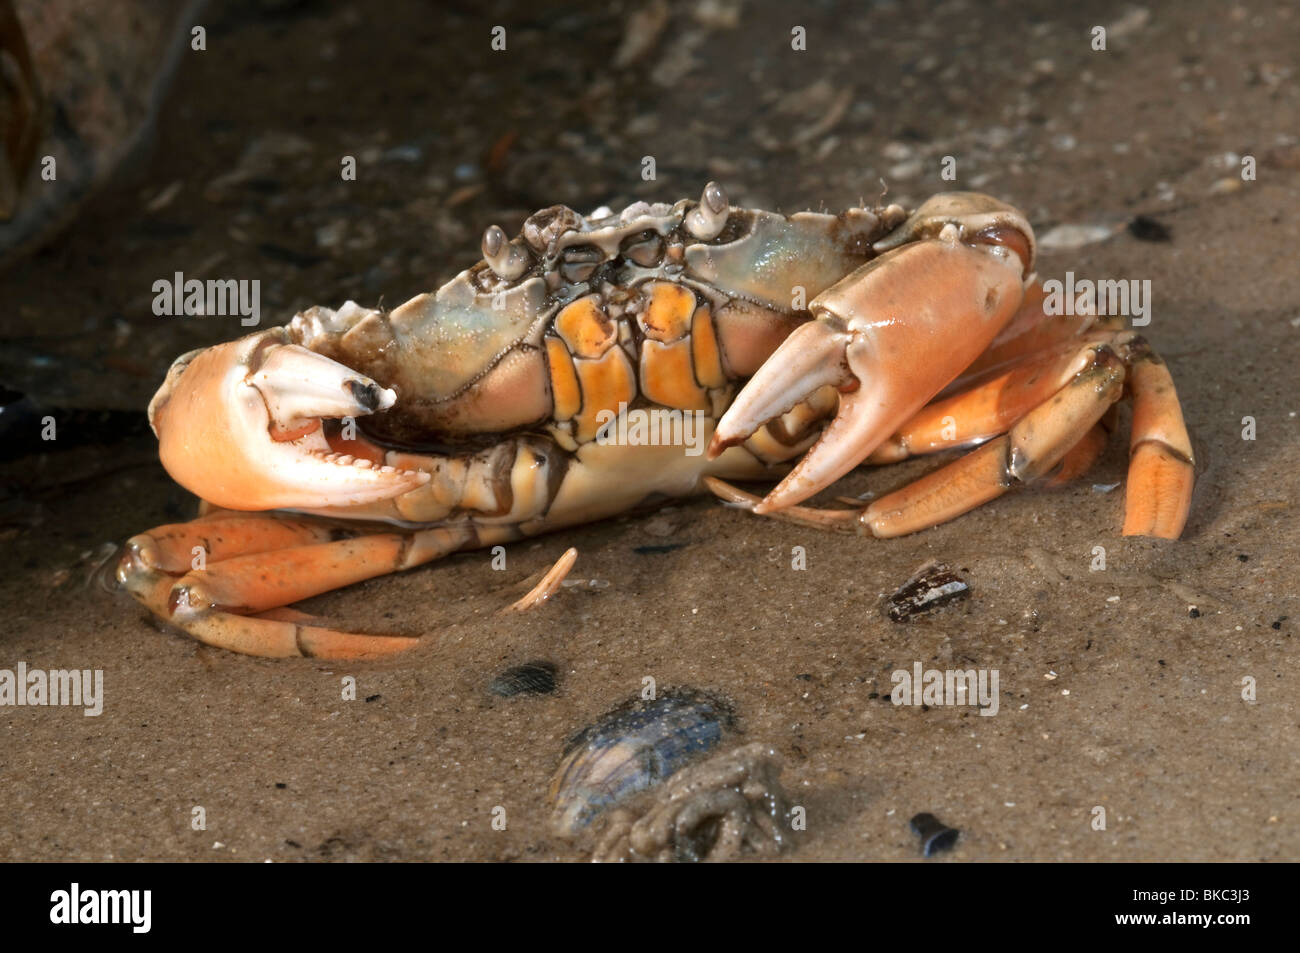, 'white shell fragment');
1036,222,1119,252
